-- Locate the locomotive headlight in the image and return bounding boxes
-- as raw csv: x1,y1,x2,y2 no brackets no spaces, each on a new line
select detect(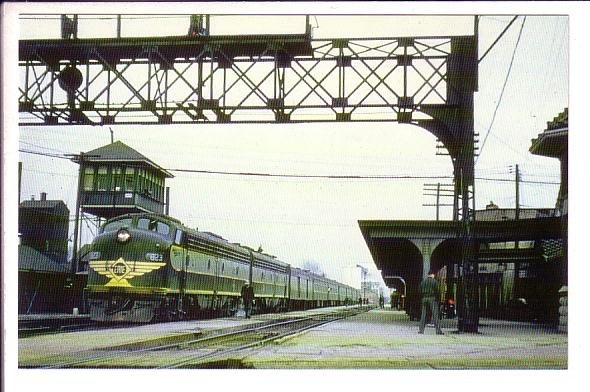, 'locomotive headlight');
116,229,131,243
